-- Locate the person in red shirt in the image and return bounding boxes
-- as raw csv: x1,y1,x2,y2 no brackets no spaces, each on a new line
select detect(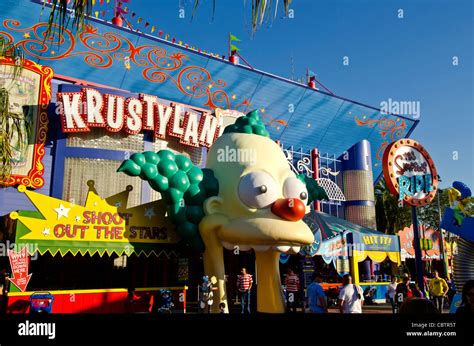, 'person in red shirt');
237,268,253,314
395,274,413,313
284,269,301,313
